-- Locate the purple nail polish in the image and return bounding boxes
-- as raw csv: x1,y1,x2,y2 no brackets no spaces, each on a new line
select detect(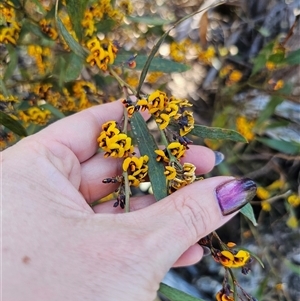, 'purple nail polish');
216,178,257,216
